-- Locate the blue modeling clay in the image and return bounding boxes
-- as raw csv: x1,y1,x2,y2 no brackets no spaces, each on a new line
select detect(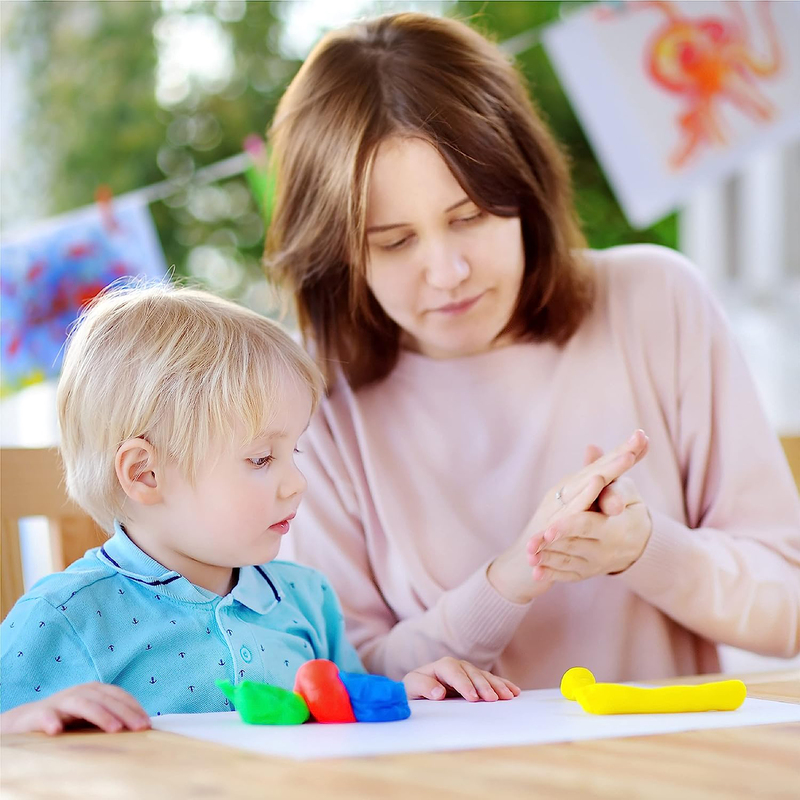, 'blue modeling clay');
338,671,411,722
